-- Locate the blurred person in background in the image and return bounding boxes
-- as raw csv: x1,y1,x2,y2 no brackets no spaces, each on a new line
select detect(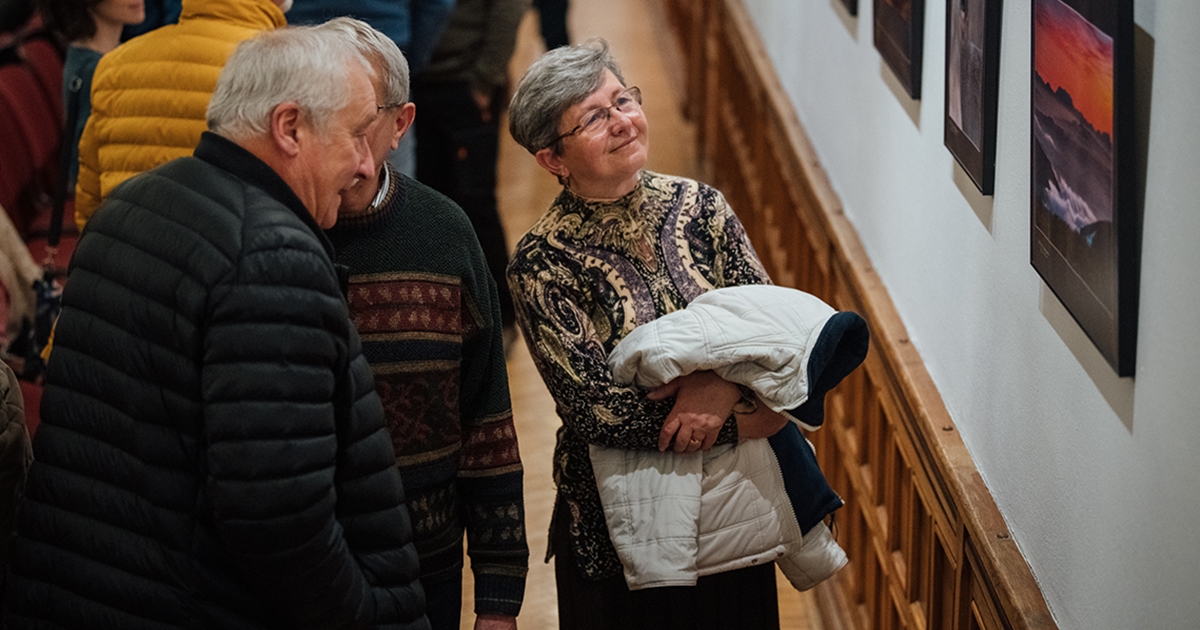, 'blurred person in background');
120,0,180,39
37,0,145,190
413,0,527,343
71,0,287,230
532,0,567,50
